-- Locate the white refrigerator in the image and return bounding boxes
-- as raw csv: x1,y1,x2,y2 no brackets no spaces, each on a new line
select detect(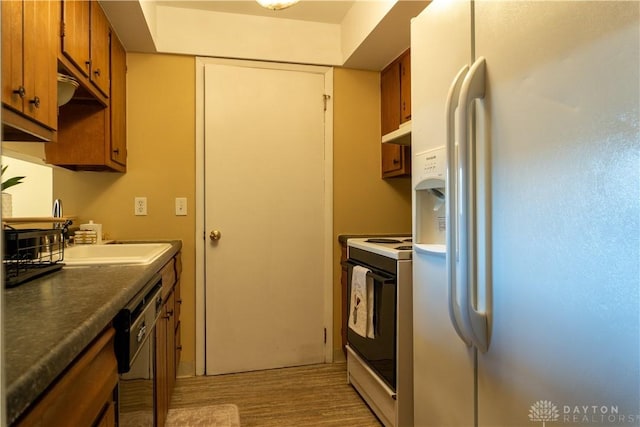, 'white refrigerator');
411,1,640,426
